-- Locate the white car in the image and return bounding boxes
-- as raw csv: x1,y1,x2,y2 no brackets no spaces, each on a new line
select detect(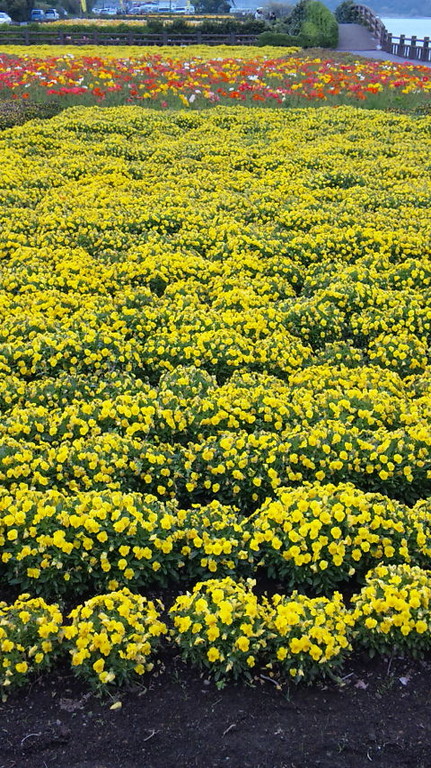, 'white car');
0,11,12,23
45,8,60,20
